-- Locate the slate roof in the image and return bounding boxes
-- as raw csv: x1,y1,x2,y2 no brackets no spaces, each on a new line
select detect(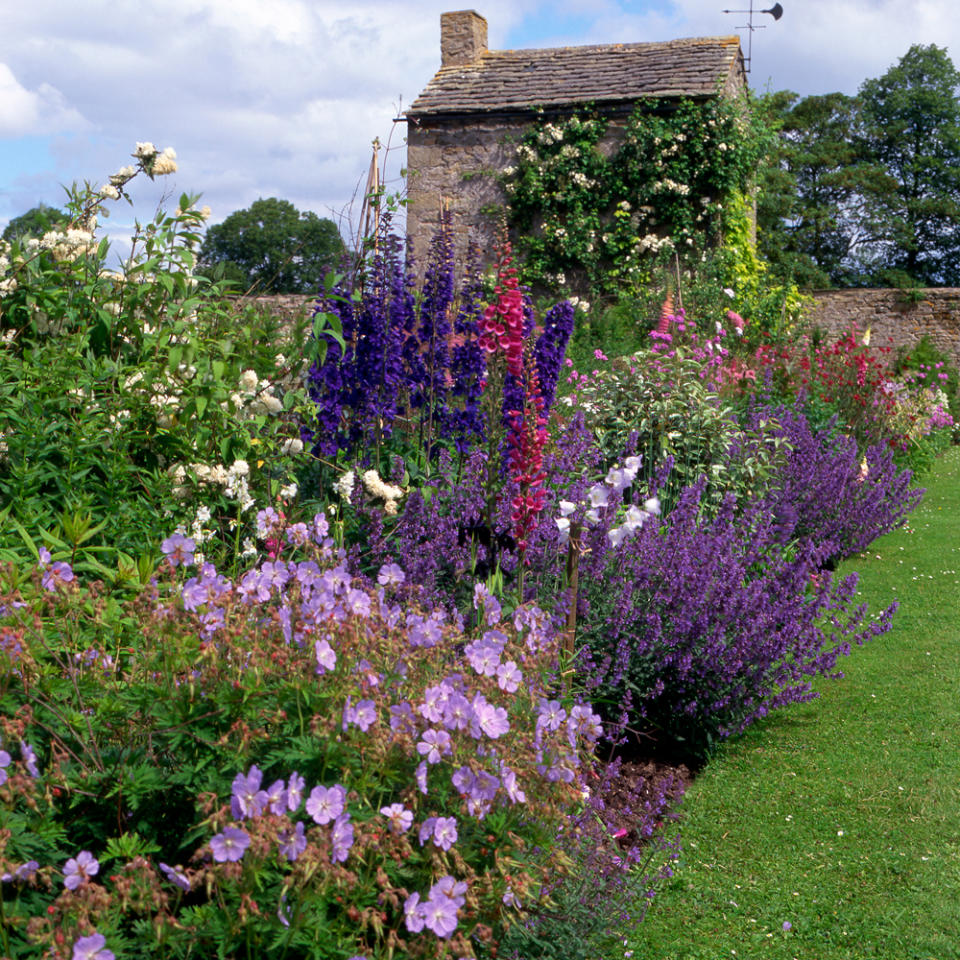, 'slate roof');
408,36,744,117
